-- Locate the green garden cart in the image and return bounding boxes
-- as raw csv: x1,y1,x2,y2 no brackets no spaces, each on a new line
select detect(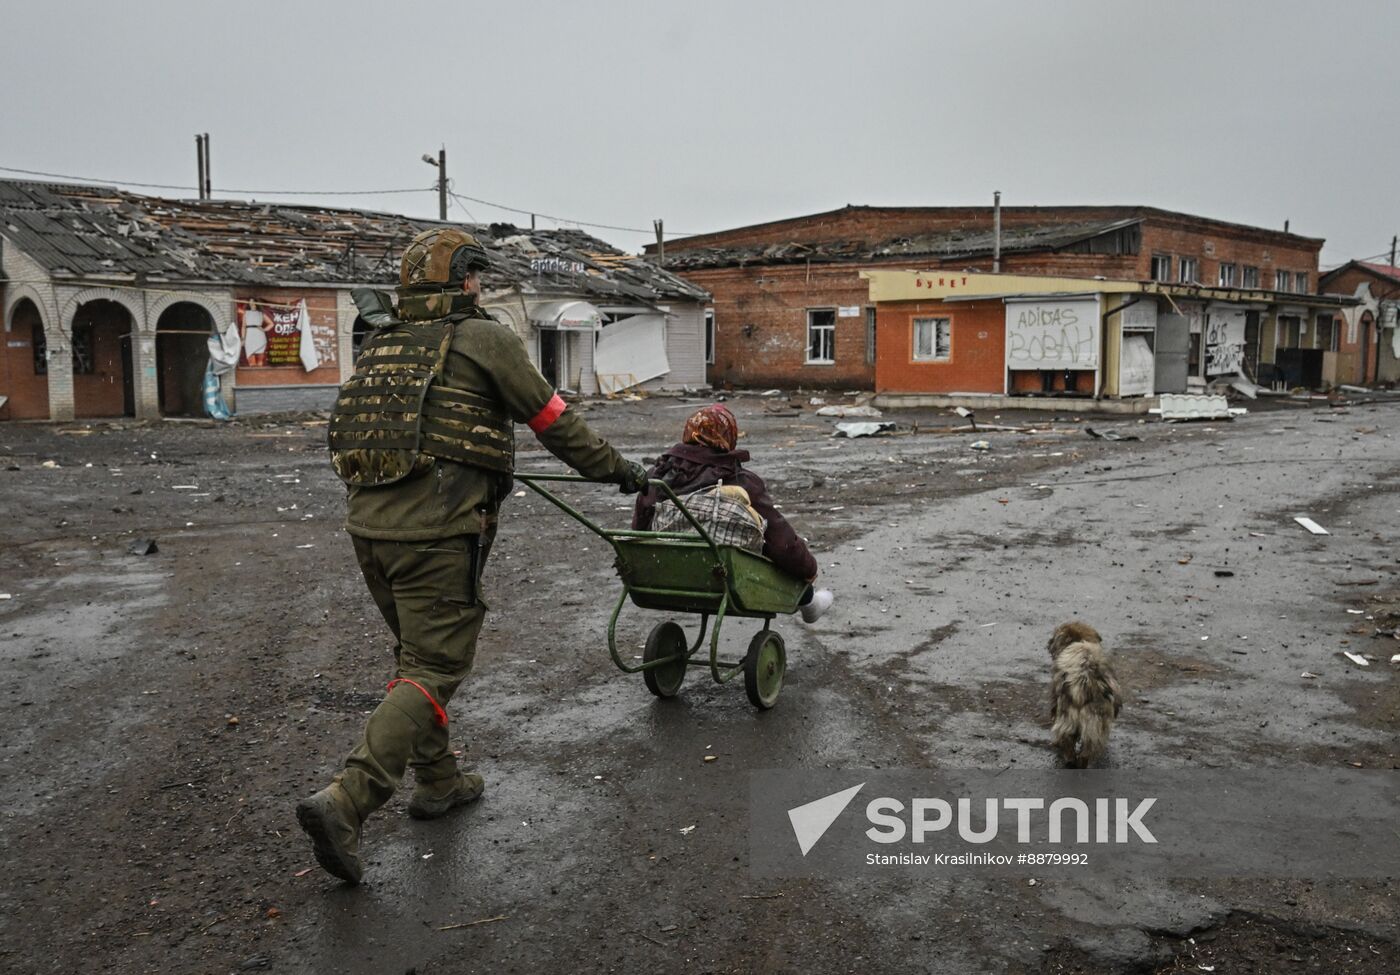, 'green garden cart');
515,473,807,709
